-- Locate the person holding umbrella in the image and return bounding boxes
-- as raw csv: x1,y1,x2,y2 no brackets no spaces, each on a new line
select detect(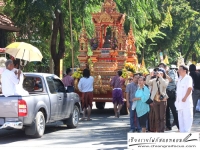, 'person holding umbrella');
12,59,29,96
